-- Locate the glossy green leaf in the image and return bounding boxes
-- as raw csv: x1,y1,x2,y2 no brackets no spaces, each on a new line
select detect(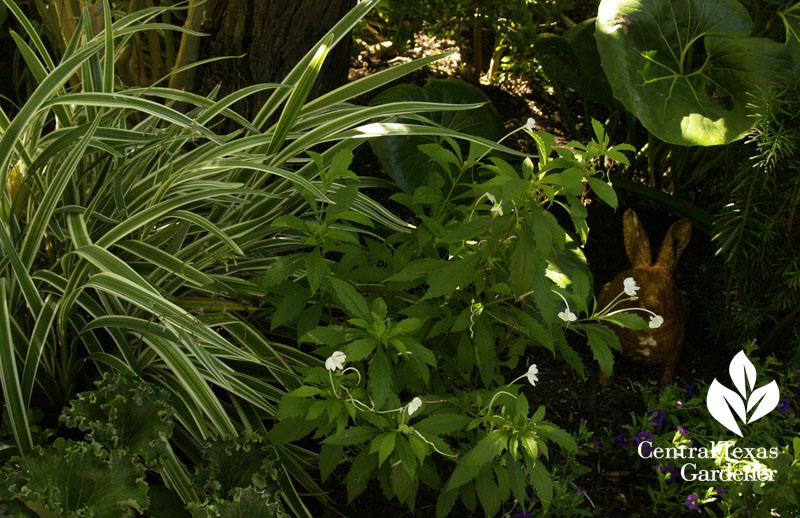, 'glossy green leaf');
596,0,790,145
